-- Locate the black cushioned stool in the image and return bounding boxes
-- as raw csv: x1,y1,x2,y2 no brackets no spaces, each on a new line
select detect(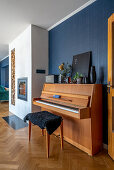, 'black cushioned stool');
24,111,63,158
